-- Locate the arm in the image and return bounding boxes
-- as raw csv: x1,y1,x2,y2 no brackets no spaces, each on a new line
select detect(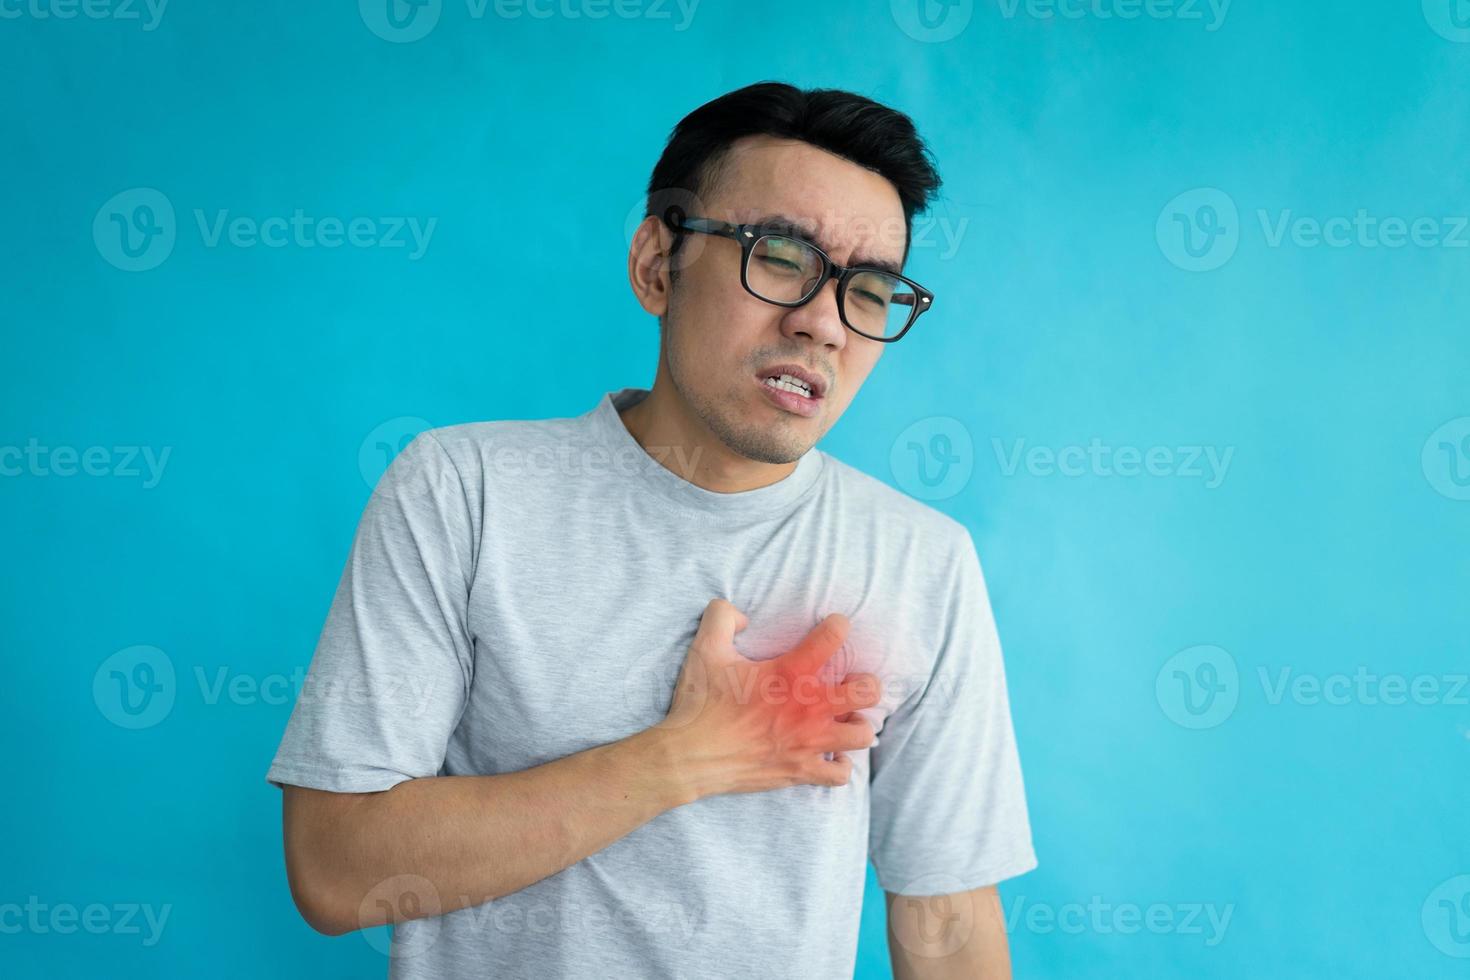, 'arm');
283,725,688,936
886,885,1013,980
870,530,1036,977
282,599,880,936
